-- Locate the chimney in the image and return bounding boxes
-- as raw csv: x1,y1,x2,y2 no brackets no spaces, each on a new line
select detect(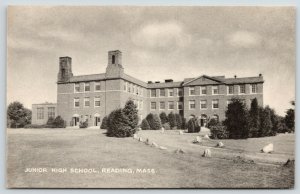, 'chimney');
155,81,160,83
234,75,237,79
259,73,262,77
148,81,153,84
165,79,173,83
